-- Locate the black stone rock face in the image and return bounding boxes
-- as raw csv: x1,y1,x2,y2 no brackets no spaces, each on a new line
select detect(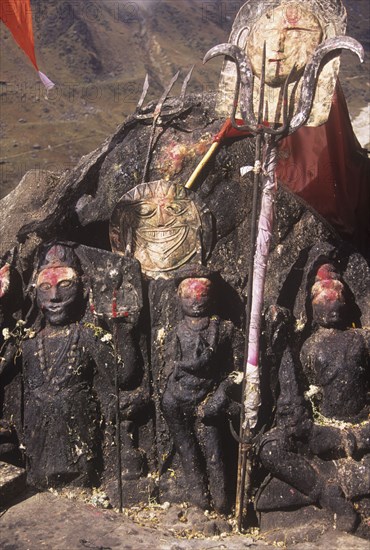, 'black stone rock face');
0,93,368,535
